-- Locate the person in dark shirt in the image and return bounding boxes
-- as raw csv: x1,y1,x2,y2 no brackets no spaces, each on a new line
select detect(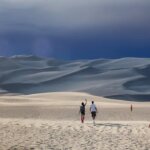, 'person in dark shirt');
80,99,87,123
